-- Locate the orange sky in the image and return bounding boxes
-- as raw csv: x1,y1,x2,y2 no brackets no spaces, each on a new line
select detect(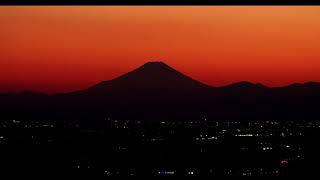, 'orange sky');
1,6,320,93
